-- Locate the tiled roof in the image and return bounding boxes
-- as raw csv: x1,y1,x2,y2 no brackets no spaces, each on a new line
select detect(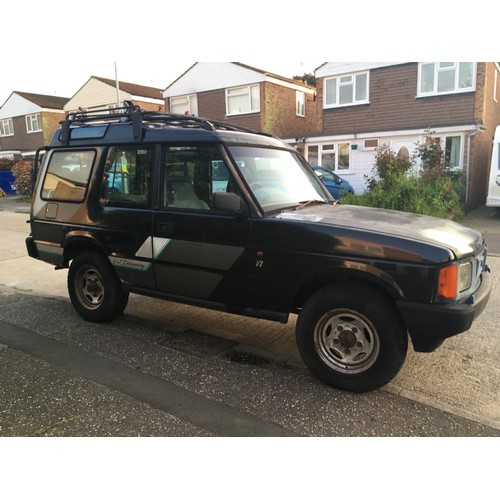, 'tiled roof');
92,76,163,100
14,92,69,109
